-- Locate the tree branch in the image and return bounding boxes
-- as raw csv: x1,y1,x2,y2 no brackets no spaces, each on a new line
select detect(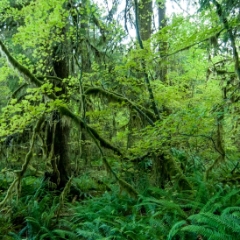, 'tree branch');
85,87,156,125
0,39,123,156
59,106,123,156
0,39,57,99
